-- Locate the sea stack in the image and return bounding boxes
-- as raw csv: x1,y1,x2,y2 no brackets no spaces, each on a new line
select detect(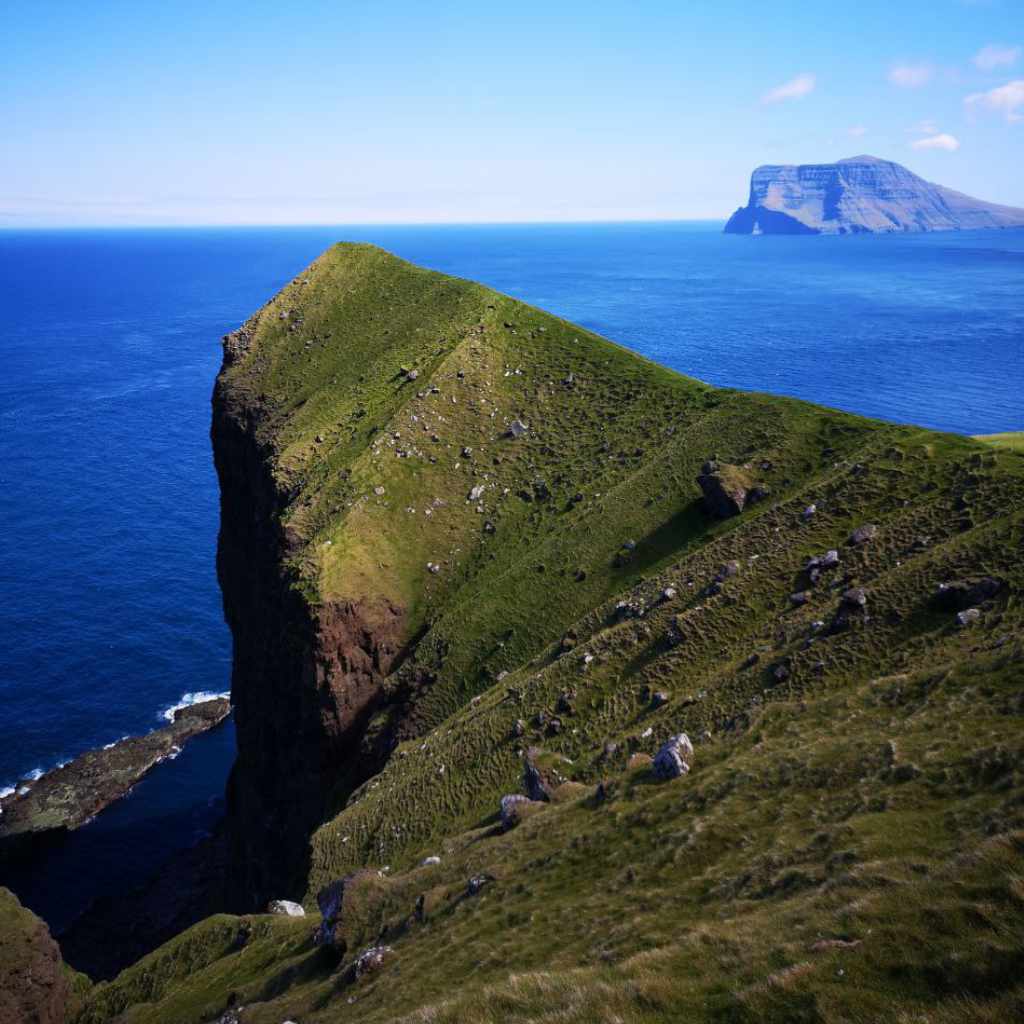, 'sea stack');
724,155,1024,235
